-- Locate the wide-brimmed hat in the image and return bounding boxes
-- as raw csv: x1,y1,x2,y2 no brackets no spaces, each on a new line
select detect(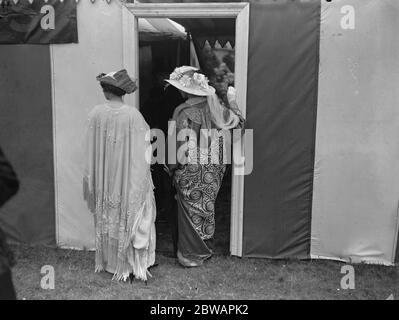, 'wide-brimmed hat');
96,69,137,94
165,66,215,96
